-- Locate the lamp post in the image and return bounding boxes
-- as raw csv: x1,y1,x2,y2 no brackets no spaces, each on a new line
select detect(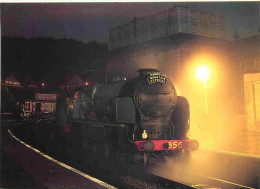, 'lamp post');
196,66,210,115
